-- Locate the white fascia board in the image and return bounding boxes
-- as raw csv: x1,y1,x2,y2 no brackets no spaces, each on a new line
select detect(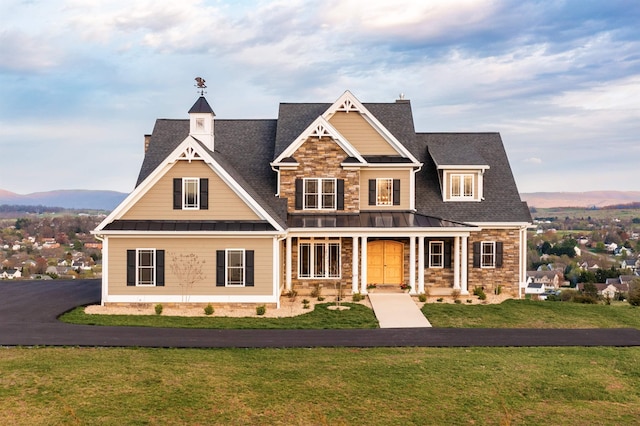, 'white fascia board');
95,231,283,237
468,222,532,228
437,165,490,170
322,90,420,164
103,294,279,304
287,228,478,237
272,116,365,164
